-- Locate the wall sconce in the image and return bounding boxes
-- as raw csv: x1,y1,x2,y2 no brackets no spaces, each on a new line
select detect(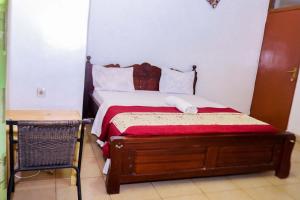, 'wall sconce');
207,0,220,8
